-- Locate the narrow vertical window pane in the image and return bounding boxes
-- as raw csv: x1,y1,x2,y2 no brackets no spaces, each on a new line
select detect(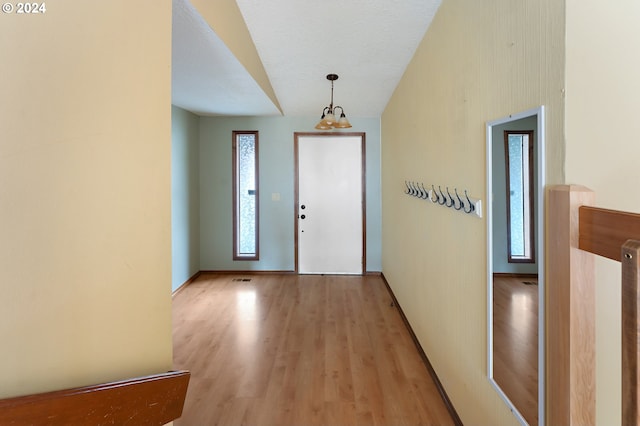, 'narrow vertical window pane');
508,134,526,256
233,131,259,260
505,131,534,263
